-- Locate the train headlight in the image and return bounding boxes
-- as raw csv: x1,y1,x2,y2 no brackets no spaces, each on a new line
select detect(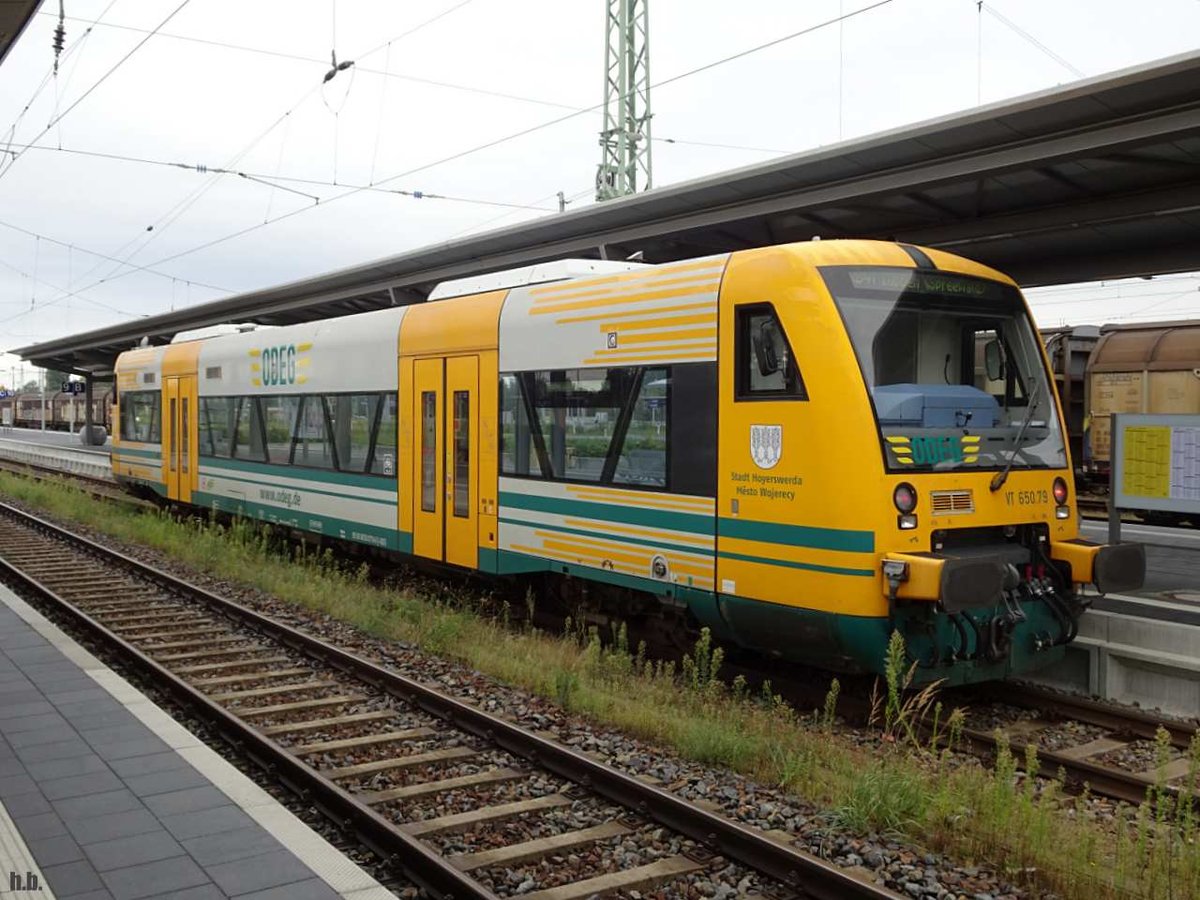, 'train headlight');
1053,477,1070,518
1052,477,1069,506
894,482,918,530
